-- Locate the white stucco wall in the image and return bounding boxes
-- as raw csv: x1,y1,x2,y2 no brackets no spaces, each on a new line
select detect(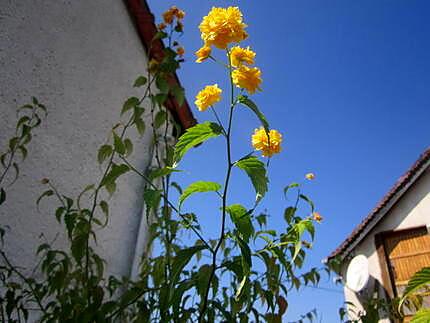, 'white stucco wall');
0,0,166,278
342,166,430,321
